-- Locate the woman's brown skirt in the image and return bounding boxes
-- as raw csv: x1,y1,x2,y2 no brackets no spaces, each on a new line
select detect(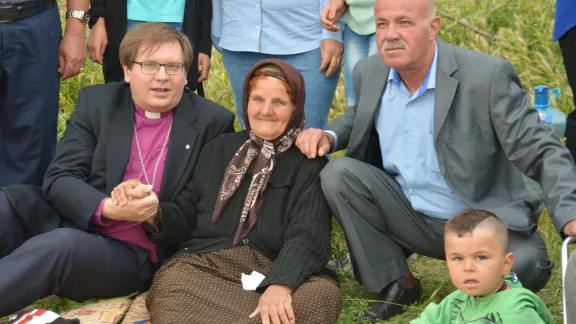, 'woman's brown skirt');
146,246,341,323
